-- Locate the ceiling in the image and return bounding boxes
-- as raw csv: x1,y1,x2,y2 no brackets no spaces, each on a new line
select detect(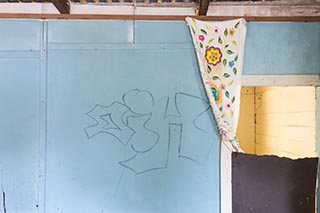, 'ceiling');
0,0,318,19
0,0,285,2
